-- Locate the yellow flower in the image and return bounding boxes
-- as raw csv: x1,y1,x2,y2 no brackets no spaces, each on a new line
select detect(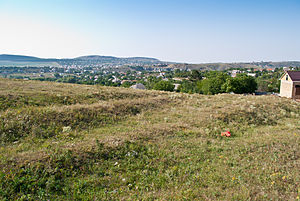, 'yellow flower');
282,176,286,180
270,172,278,177
232,177,235,181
